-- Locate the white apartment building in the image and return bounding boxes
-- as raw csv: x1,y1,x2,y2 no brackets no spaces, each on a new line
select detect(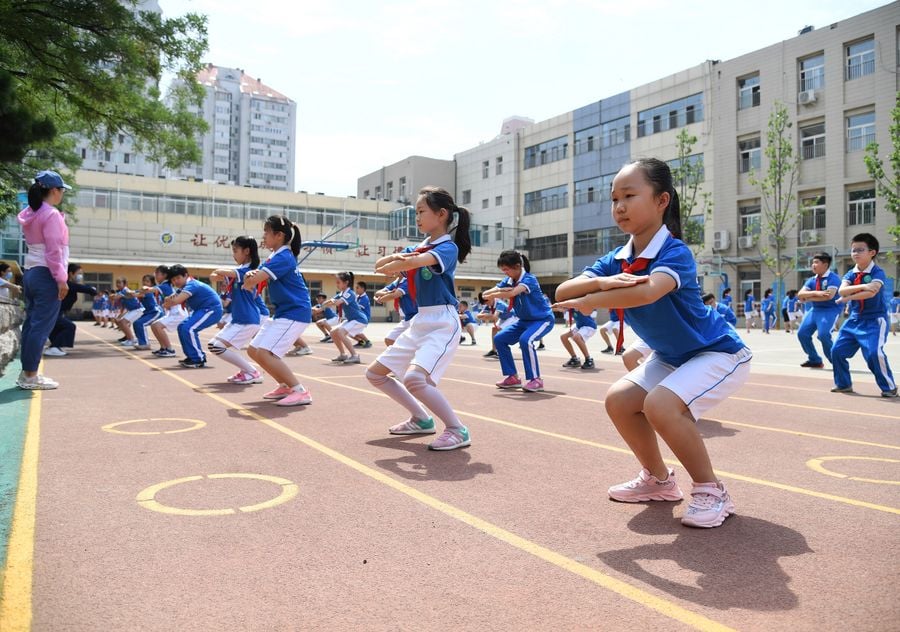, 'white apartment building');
176,65,297,191
357,156,456,204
